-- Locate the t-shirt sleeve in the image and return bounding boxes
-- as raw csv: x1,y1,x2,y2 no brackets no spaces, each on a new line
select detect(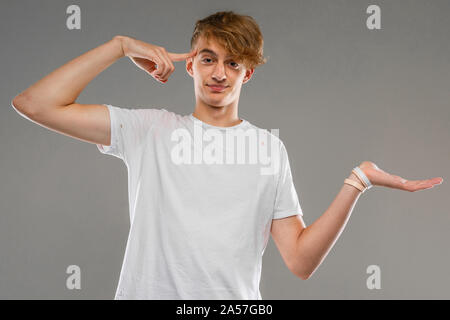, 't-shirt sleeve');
272,141,304,220
96,104,165,163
